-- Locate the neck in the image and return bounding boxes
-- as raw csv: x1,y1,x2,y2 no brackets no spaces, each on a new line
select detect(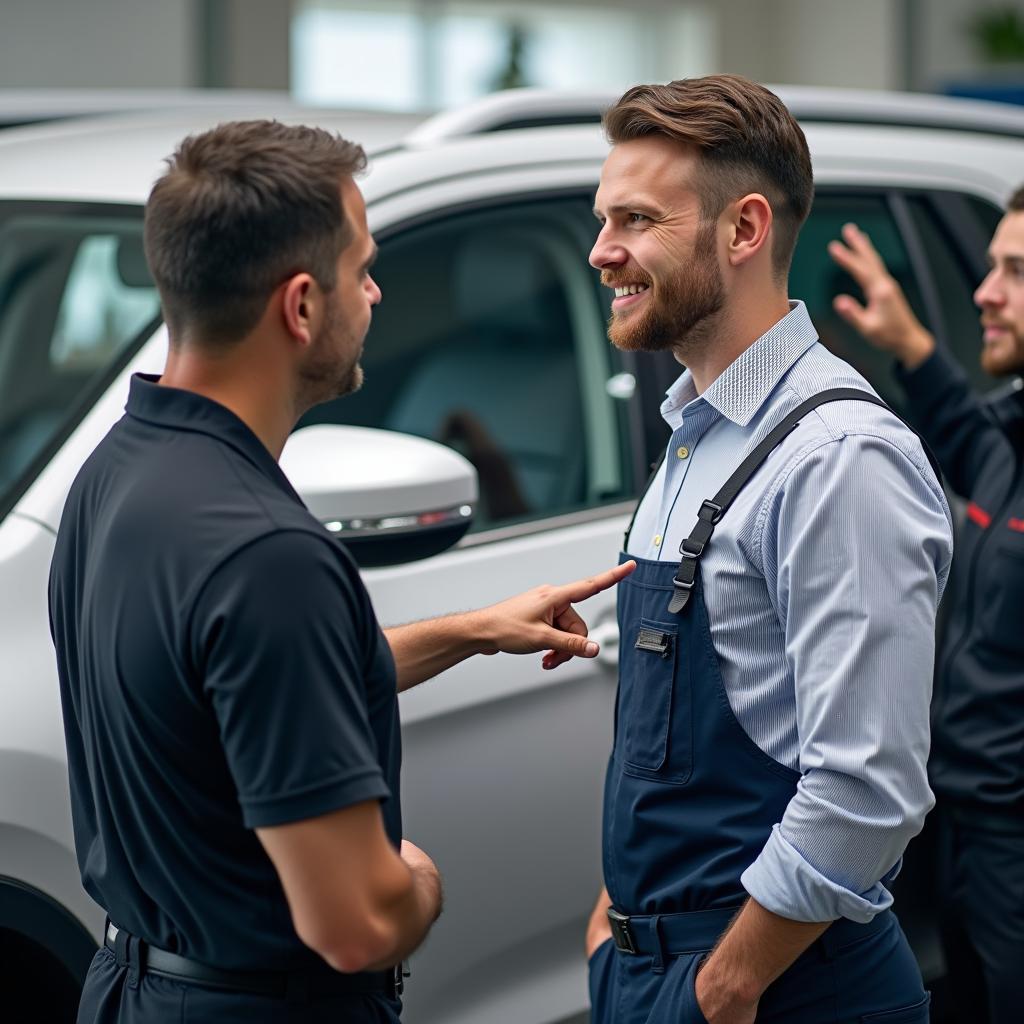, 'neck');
159,339,297,460
679,293,792,395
